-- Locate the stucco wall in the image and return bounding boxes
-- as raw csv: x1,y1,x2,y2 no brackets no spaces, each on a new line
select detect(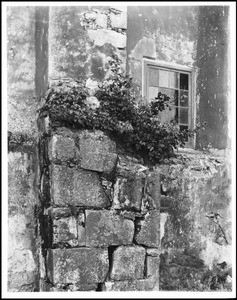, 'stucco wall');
49,6,127,84
126,6,230,150
7,6,49,292
7,6,37,137
159,154,232,290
